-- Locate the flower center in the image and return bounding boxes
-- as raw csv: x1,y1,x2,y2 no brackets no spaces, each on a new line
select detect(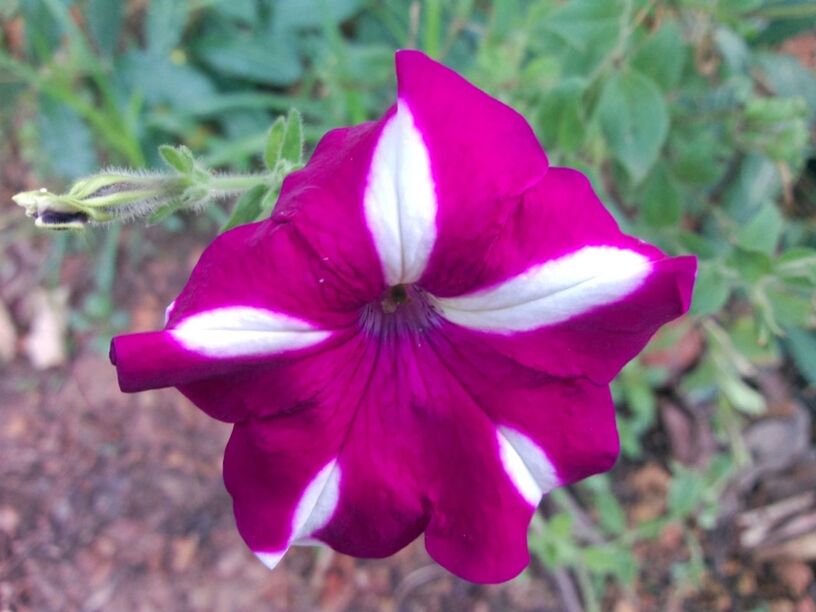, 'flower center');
360,284,439,337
